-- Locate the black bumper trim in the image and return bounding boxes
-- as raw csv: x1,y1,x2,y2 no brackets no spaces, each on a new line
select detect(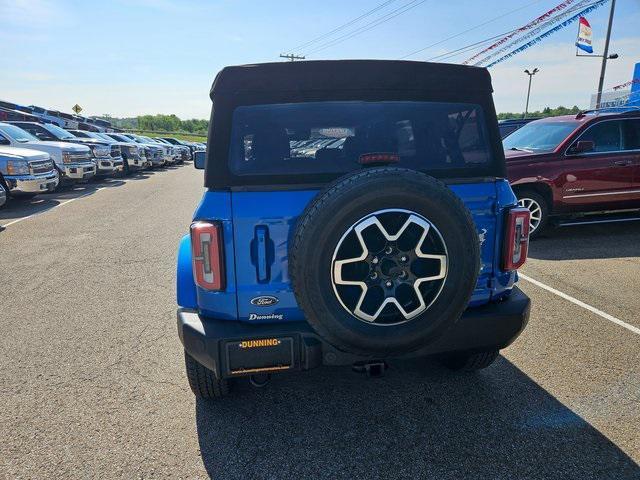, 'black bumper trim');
177,286,530,378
